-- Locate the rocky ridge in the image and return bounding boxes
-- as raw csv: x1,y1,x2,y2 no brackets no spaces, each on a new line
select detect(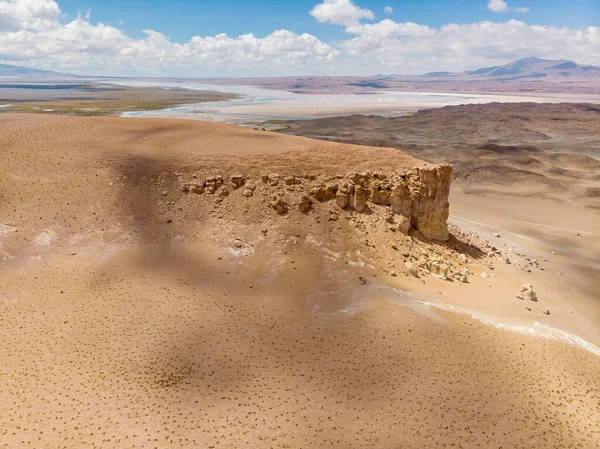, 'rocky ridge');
178,165,452,241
